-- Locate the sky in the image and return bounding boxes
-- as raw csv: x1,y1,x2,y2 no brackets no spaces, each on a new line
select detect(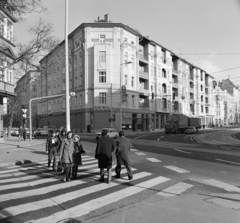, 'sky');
14,0,240,83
